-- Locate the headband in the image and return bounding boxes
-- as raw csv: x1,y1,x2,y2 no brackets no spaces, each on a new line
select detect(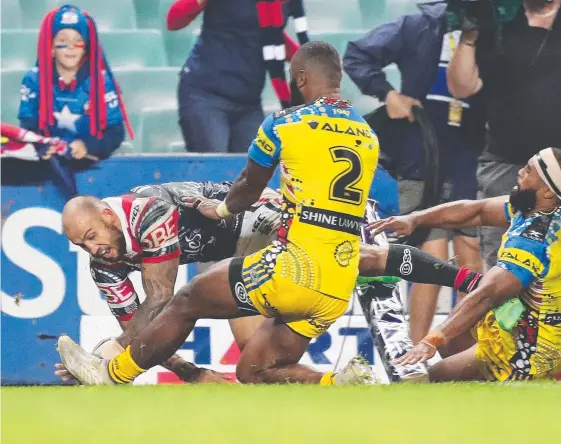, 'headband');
533,147,561,199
